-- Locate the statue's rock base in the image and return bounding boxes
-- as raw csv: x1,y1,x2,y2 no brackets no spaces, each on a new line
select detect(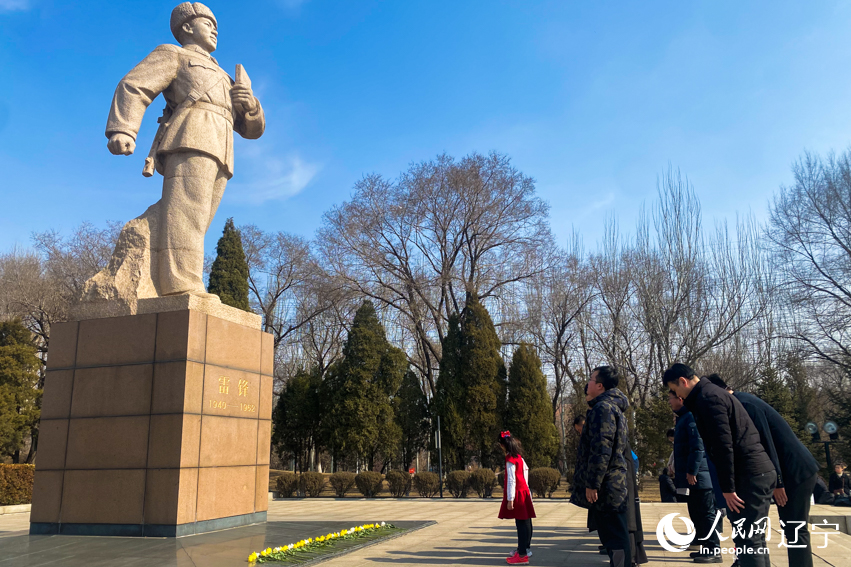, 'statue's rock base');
30,308,274,537
71,293,261,329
